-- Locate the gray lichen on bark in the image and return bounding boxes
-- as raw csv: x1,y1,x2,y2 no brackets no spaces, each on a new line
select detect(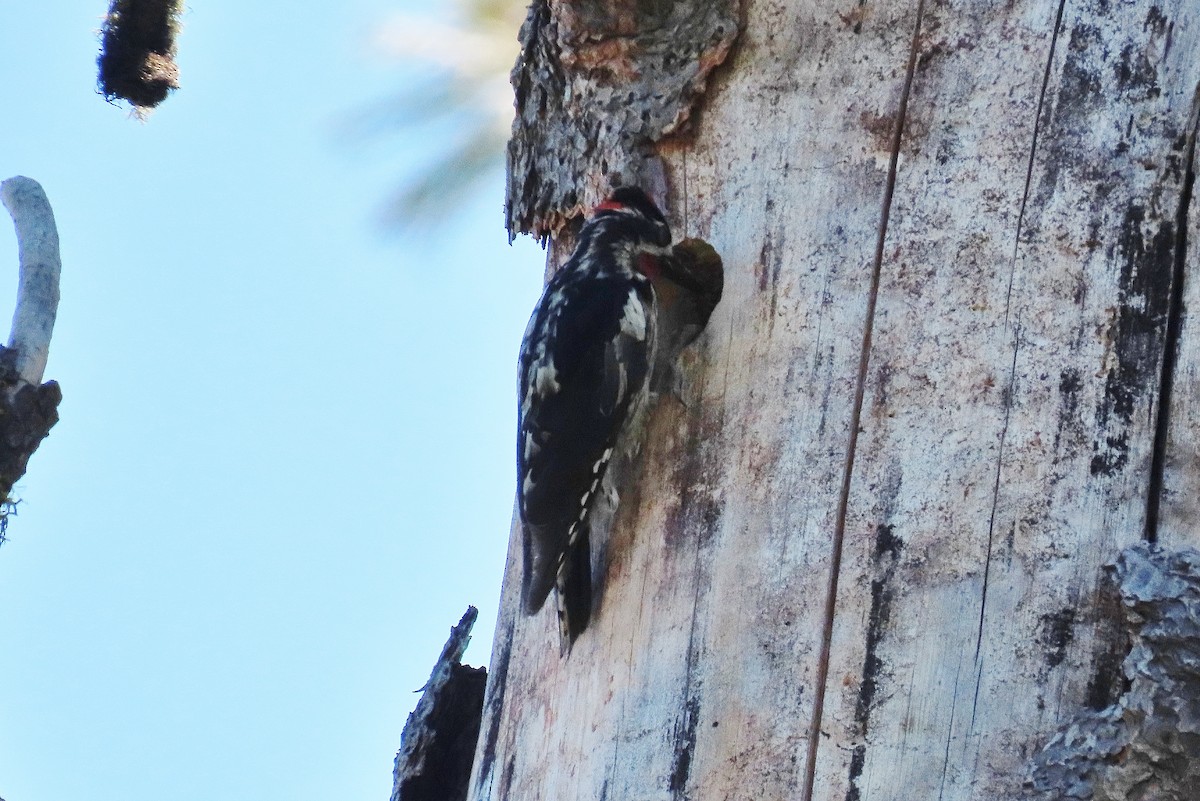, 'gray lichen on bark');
506,0,740,239
1027,543,1200,800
